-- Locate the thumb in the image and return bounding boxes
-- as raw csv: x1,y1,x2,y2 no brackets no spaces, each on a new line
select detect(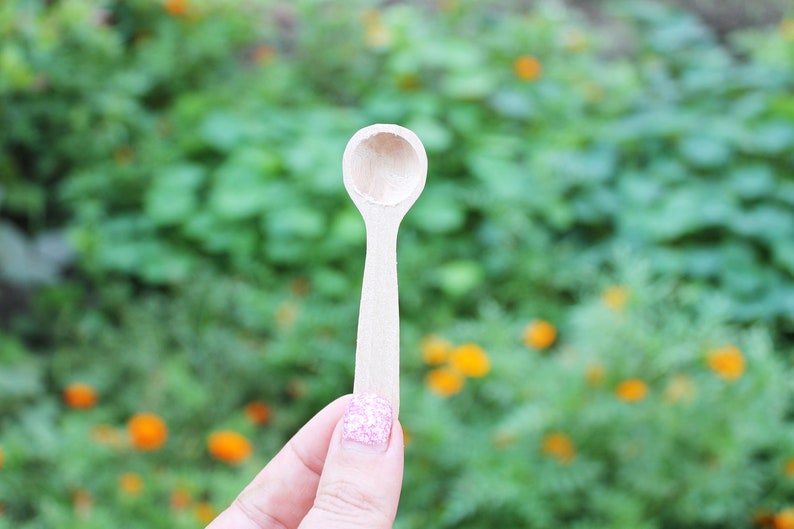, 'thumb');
299,393,404,529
